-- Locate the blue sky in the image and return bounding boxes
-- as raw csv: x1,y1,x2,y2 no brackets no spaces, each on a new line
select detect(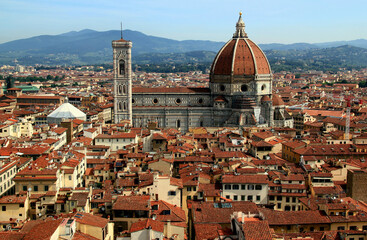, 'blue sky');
0,0,366,44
